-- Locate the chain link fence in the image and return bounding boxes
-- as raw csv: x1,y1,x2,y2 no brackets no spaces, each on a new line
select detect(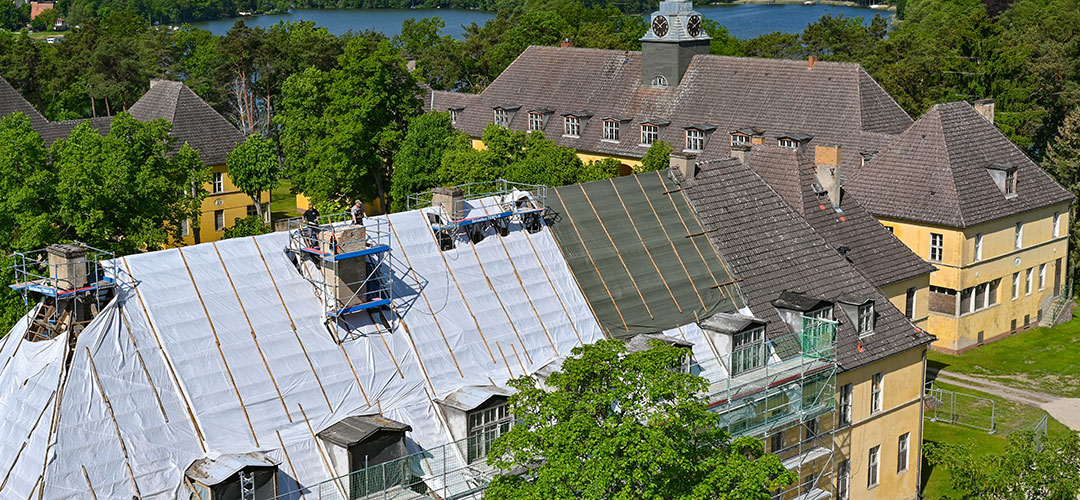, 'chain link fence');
925,381,997,433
